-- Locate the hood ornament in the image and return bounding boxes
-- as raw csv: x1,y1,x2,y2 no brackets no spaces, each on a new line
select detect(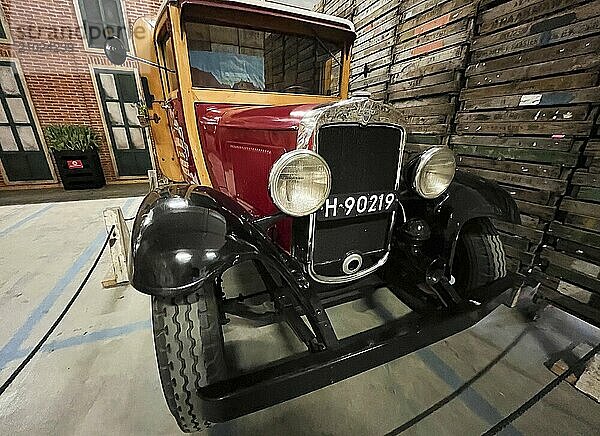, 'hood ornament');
358,99,376,125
